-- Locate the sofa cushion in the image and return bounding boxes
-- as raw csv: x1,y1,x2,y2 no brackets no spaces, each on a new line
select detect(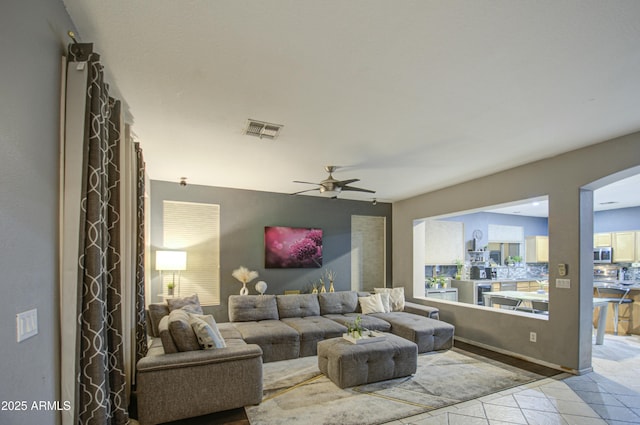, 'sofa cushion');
217,322,244,340
281,316,347,357
318,291,358,315
232,320,300,362
158,315,178,354
374,287,405,312
358,293,386,314
229,295,279,322
276,293,320,318
323,313,392,332
167,293,203,314
168,308,201,352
